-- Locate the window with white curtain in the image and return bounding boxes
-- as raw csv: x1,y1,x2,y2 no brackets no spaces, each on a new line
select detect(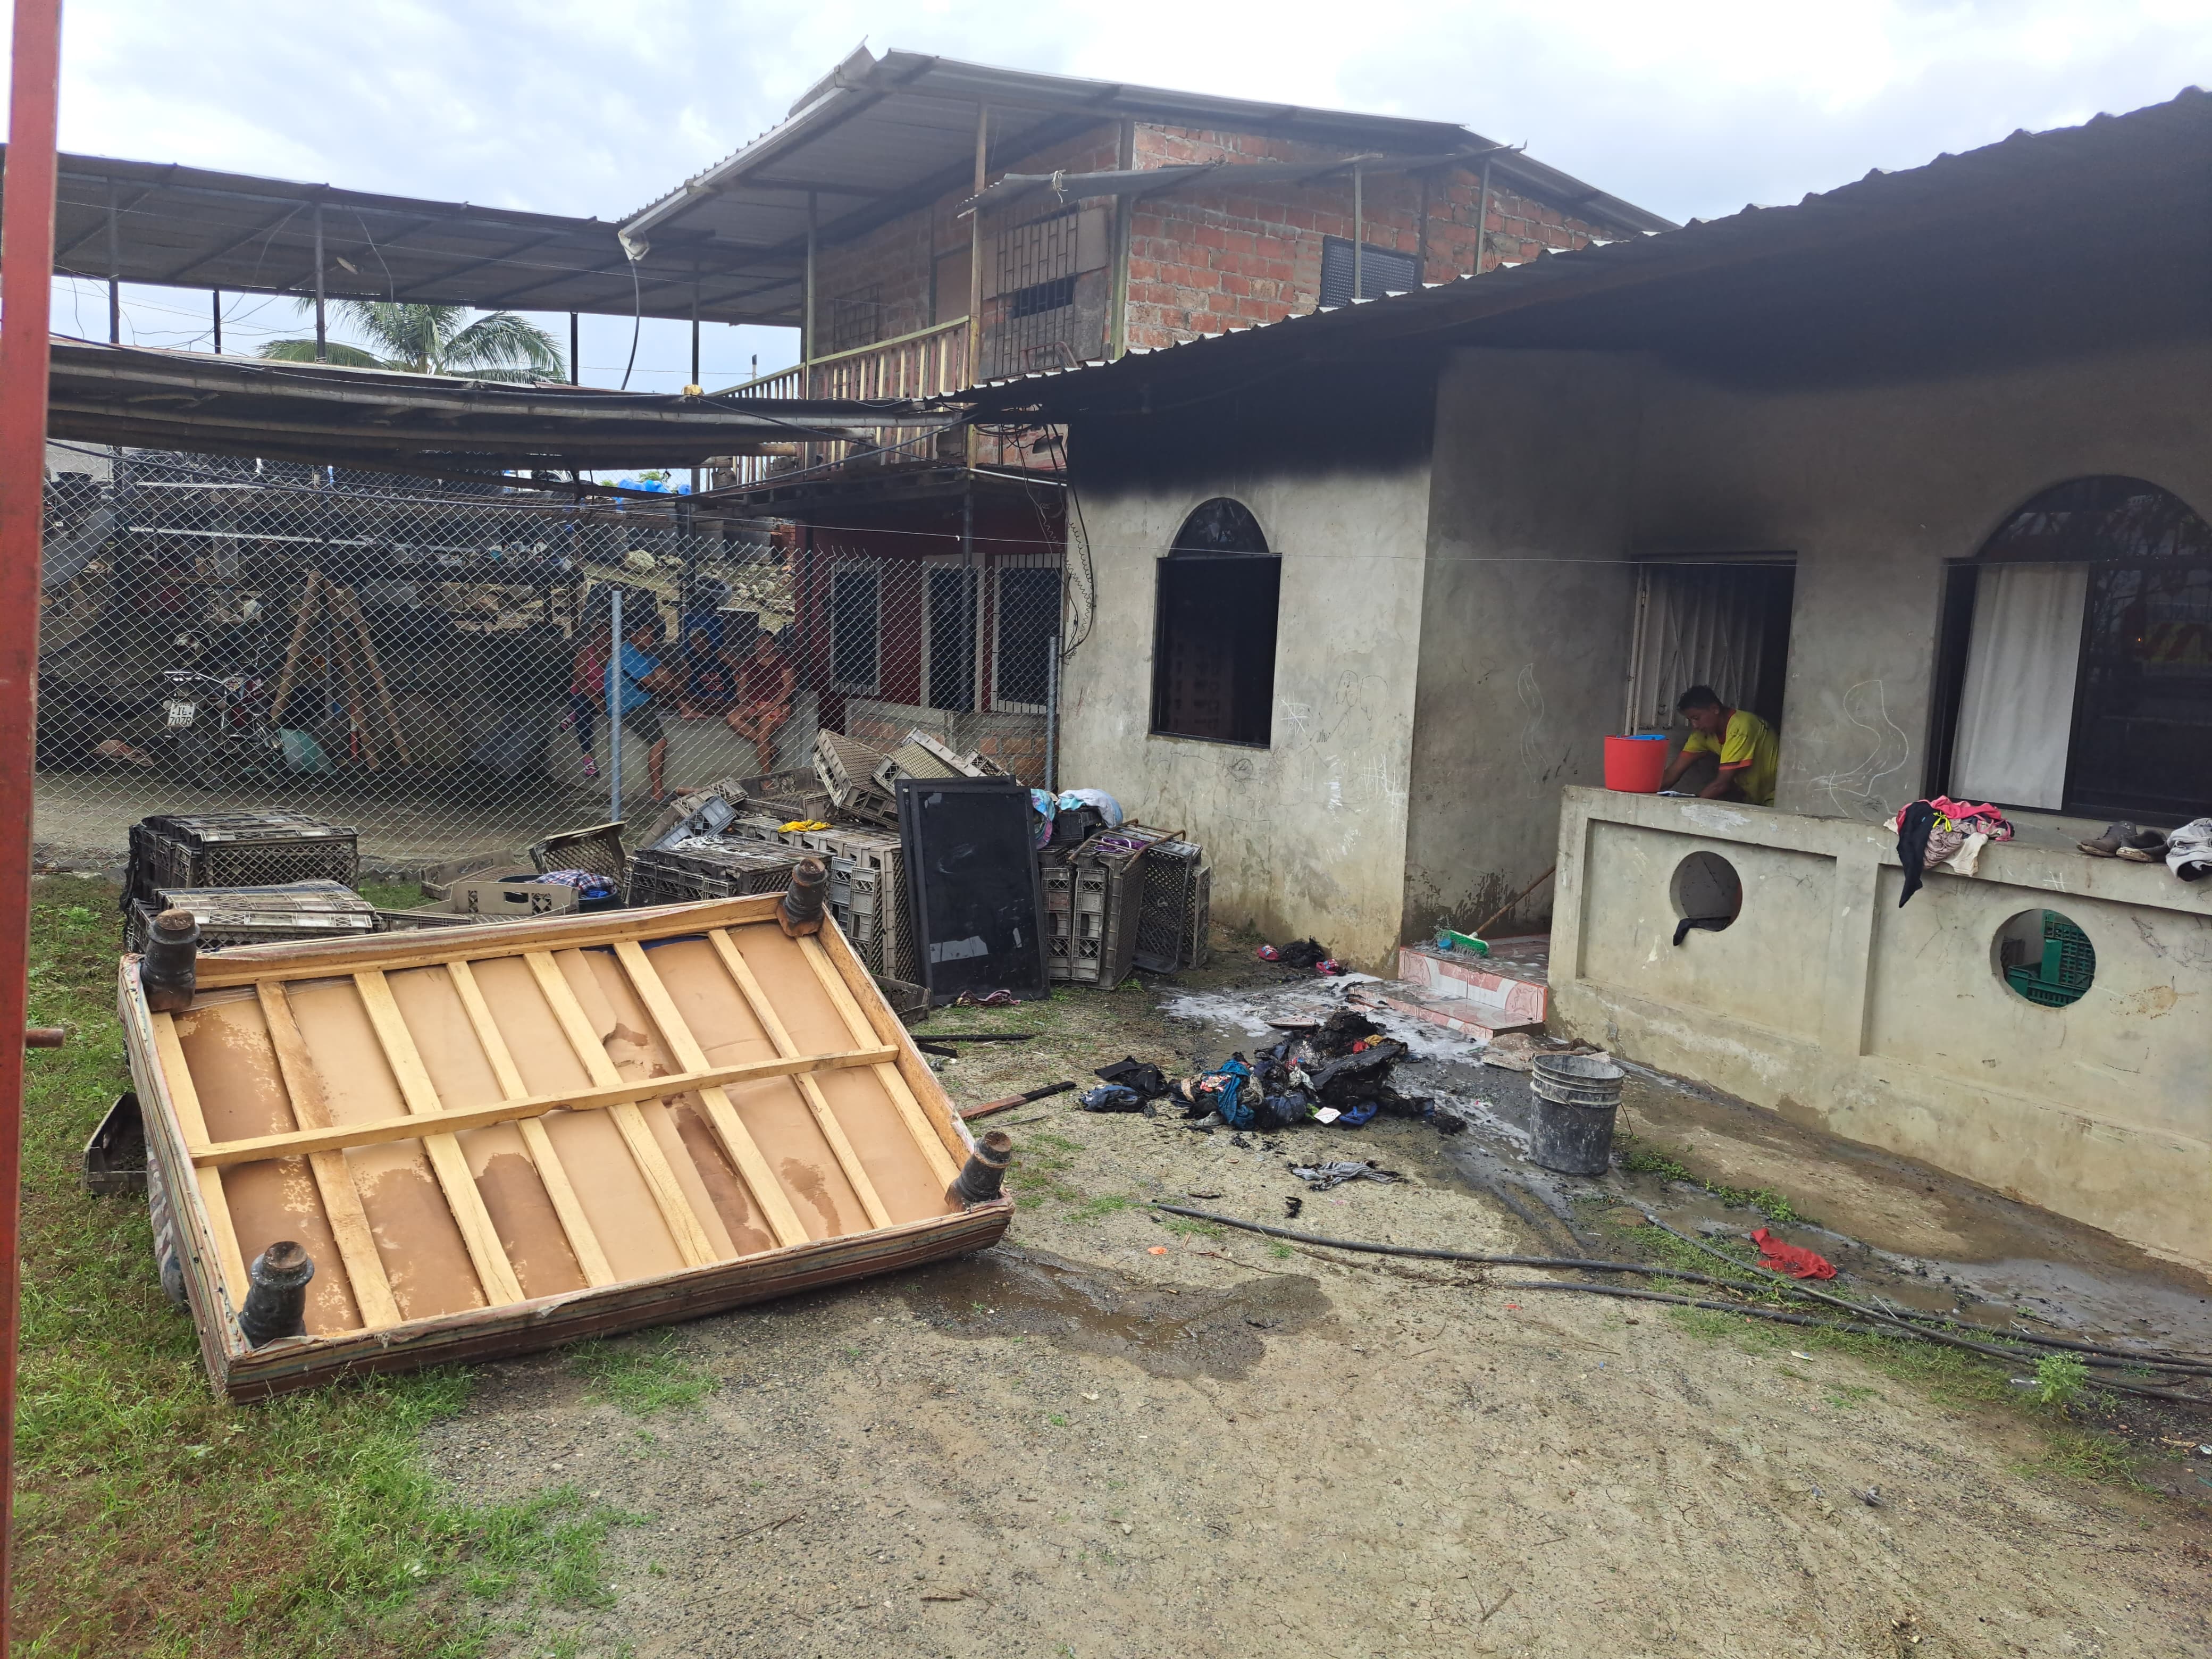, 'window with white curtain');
1942,476,2212,819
